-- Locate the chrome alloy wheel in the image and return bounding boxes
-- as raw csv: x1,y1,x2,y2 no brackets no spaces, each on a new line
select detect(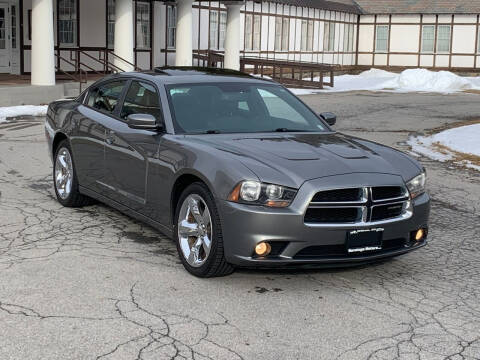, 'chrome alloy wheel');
54,148,74,200
177,194,213,267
